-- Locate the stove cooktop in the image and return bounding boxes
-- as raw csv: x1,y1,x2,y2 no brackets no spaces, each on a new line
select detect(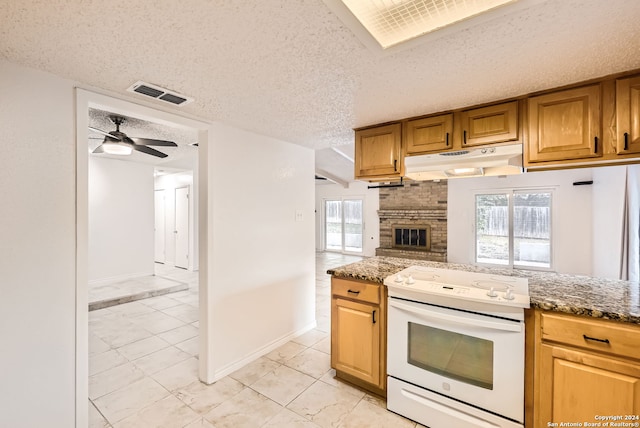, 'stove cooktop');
384,265,530,310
